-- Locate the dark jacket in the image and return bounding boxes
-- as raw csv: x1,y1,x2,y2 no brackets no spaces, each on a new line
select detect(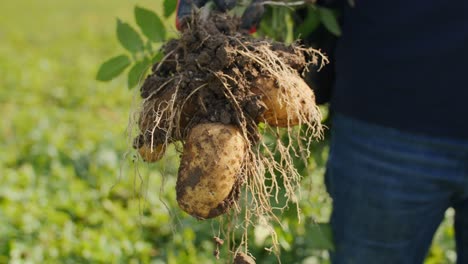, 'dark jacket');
332,0,468,139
